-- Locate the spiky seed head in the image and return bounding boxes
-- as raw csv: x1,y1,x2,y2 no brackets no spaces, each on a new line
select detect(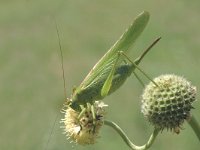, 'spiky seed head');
62,101,107,145
141,74,196,133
